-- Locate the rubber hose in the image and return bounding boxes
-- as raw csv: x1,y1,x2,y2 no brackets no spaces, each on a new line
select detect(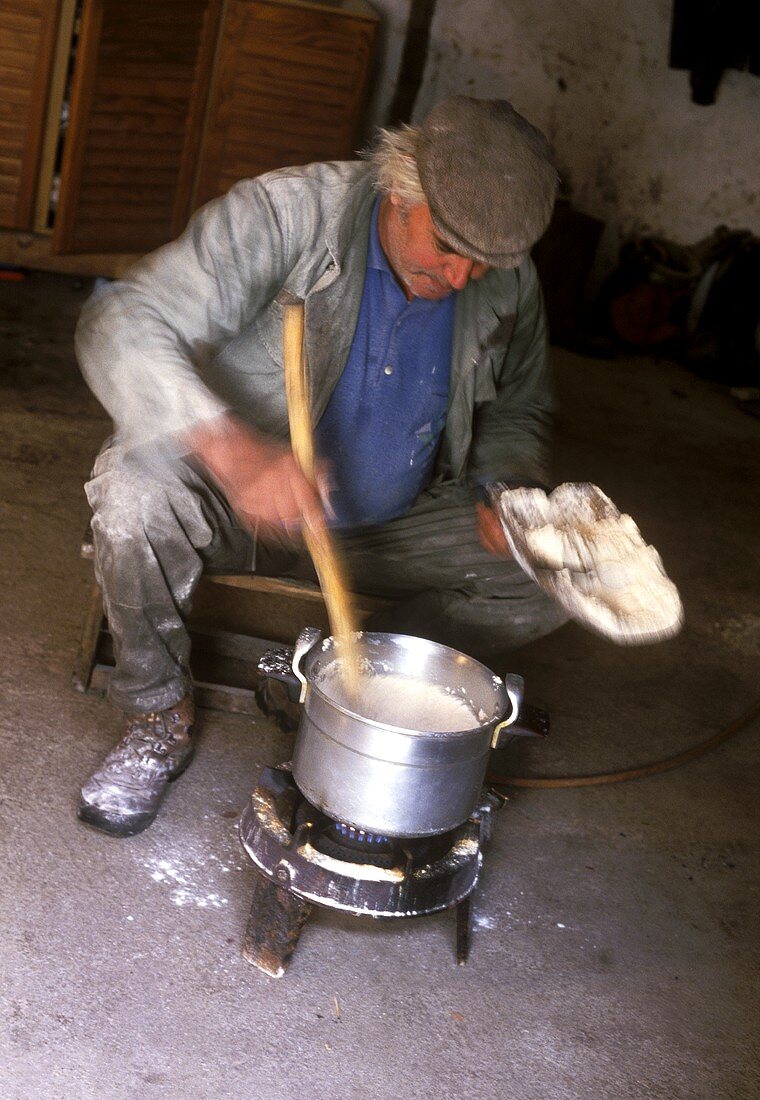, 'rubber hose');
486,696,760,790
